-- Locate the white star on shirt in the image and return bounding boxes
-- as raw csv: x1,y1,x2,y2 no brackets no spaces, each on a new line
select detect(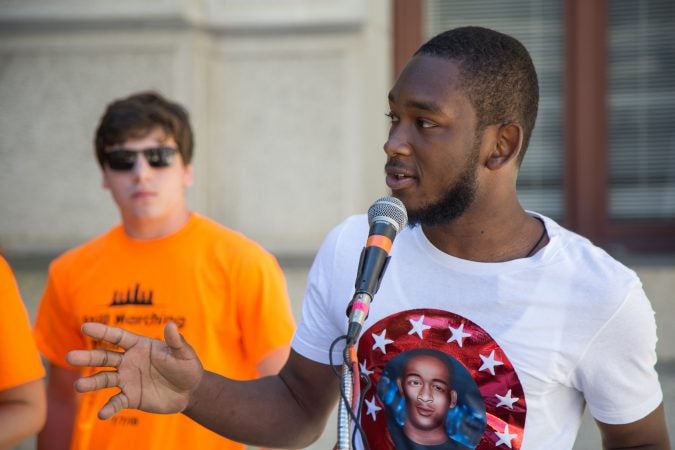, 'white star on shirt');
479,350,504,375
495,424,517,448
371,330,394,354
447,322,472,347
407,315,431,339
364,396,381,421
495,389,519,409
359,359,374,377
